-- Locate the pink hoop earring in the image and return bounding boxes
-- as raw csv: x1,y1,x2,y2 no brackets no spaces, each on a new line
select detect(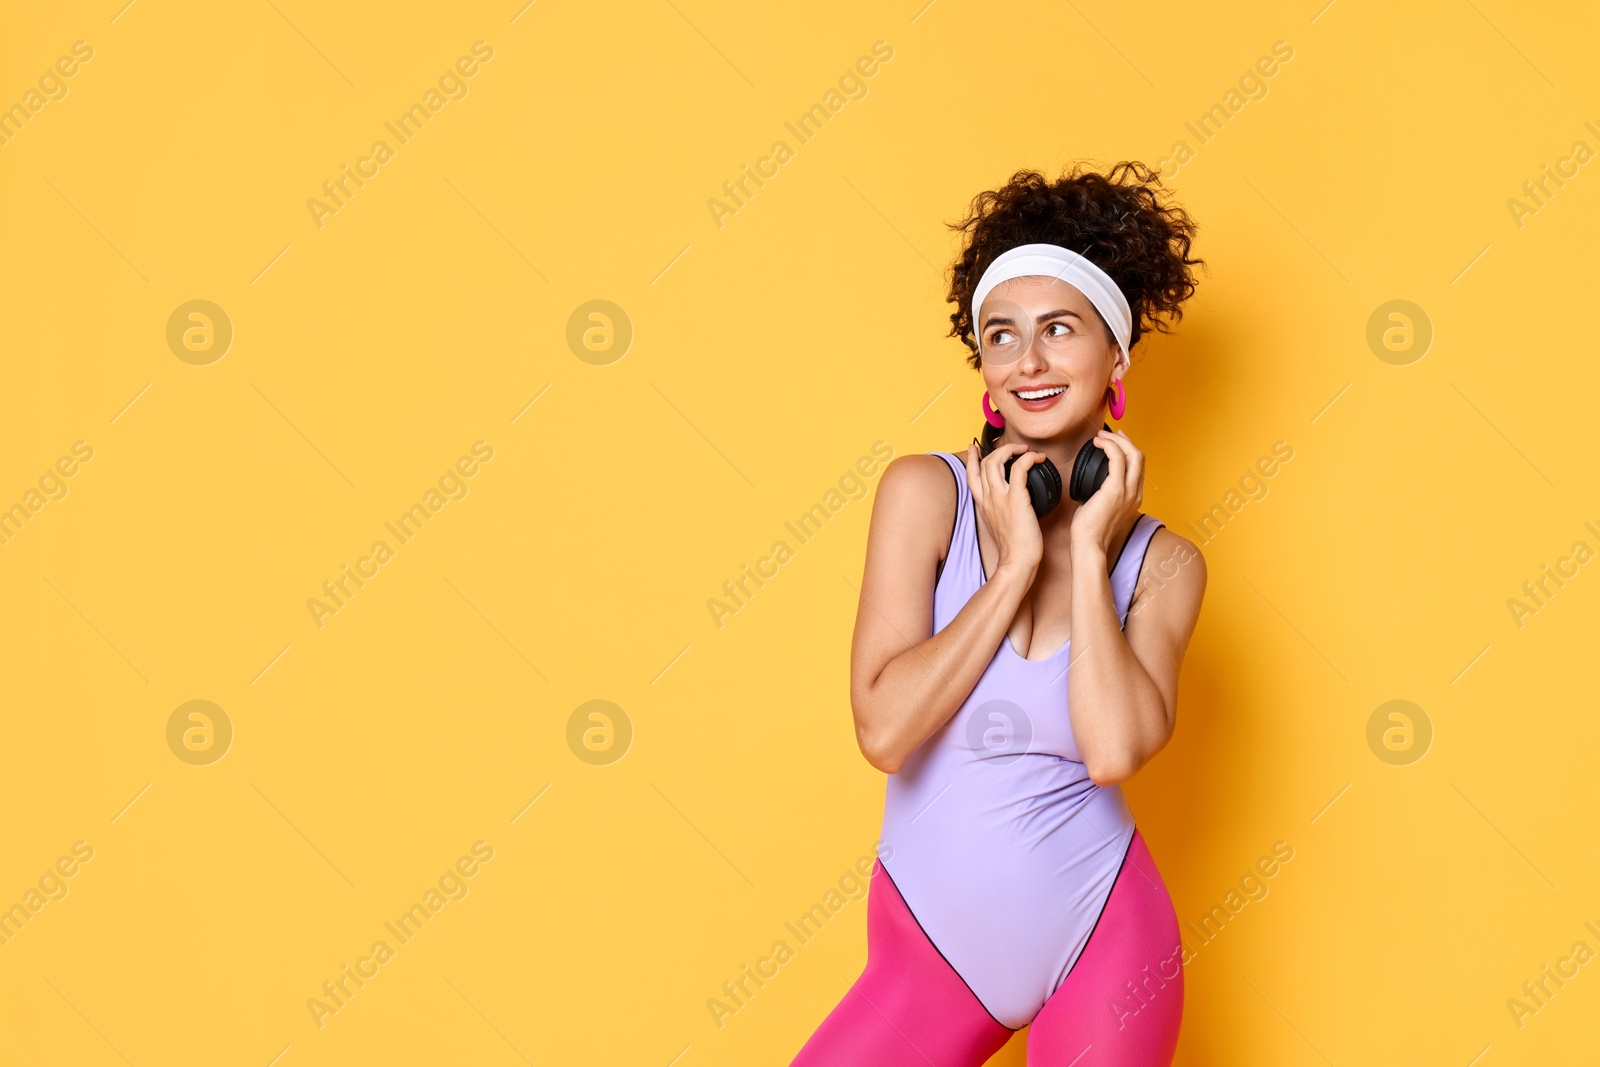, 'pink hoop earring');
982,391,1005,428
1107,379,1127,420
